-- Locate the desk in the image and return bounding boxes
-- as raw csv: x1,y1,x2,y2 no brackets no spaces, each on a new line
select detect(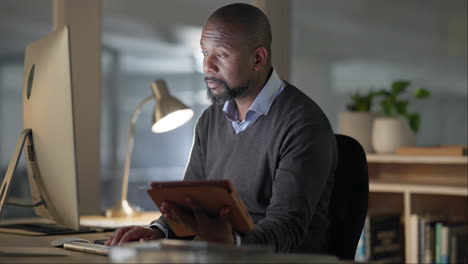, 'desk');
0,212,345,263
0,232,111,263
0,212,161,263
0,232,346,263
